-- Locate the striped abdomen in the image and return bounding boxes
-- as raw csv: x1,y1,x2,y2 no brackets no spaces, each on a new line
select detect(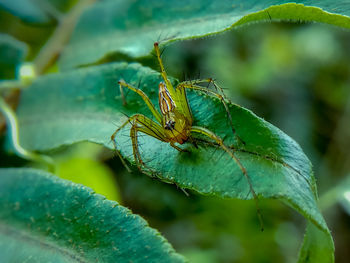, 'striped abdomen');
158,82,176,130
159,82,175,114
